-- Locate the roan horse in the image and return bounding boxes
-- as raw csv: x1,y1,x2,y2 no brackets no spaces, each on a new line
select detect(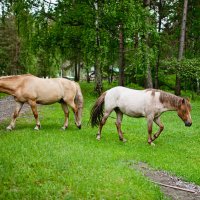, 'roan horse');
0,74,83,130
90,86,192,145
